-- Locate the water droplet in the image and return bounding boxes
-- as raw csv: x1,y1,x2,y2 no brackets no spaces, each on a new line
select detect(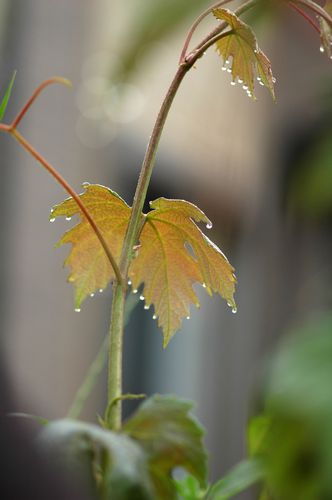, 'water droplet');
139,295,145,301
320,45,325,53
257,76,261,82
272,77,276,84
50,208,54,213
238,79,243,84
186,316,190,320
144,305,150,310
230,81,236,86
90,293,95,298
222,66,227,71
242,85,248,90
202,283,206,288
259,81,264,86
75,308,81,312
225,59,230,65
127,280,132,285
82,182,90,188
254,49,258,54
99,289,103,293
206,222,212,229
152,314,157,320
133,289,138,294
227,68,232,73
232,307,237,314
49,218,55,223
65,216,72,221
